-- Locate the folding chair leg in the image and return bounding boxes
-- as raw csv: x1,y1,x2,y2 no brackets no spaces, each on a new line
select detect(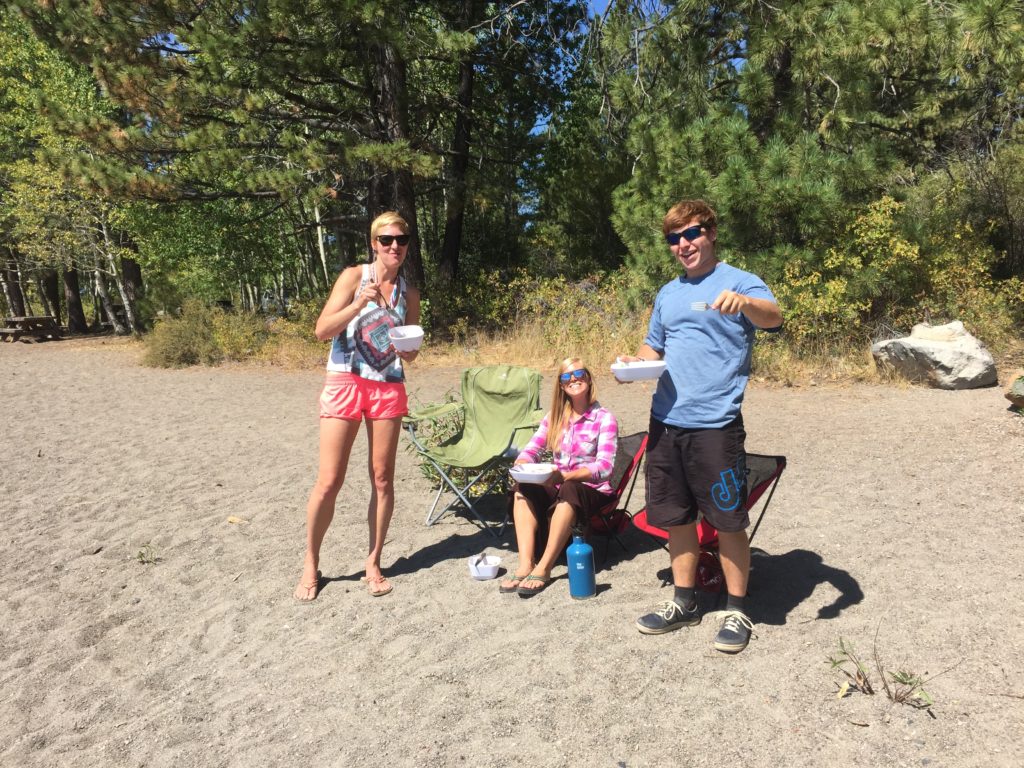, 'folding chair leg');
423,461,505,539
424,485,447,526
